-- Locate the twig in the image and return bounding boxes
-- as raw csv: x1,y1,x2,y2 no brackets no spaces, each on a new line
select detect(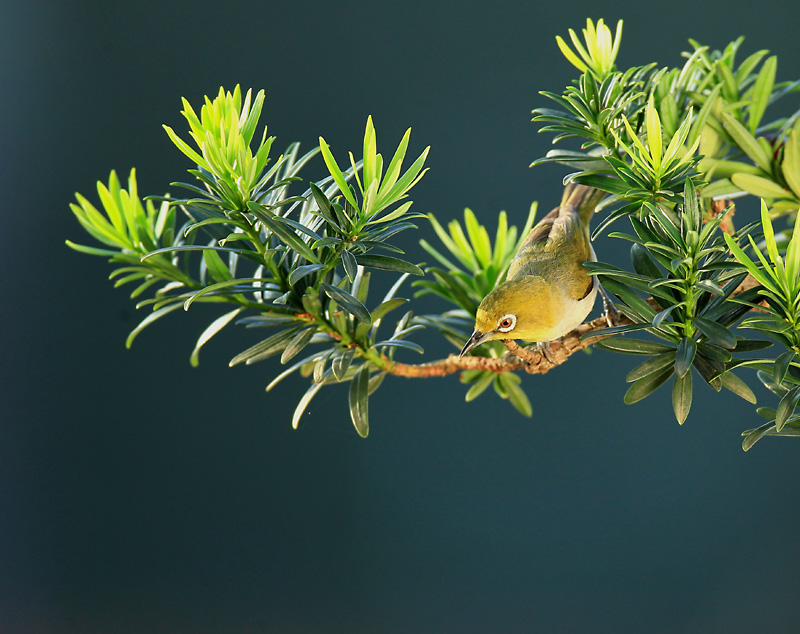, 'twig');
386,353,525,377
383,274,760,379
385,313,622,378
